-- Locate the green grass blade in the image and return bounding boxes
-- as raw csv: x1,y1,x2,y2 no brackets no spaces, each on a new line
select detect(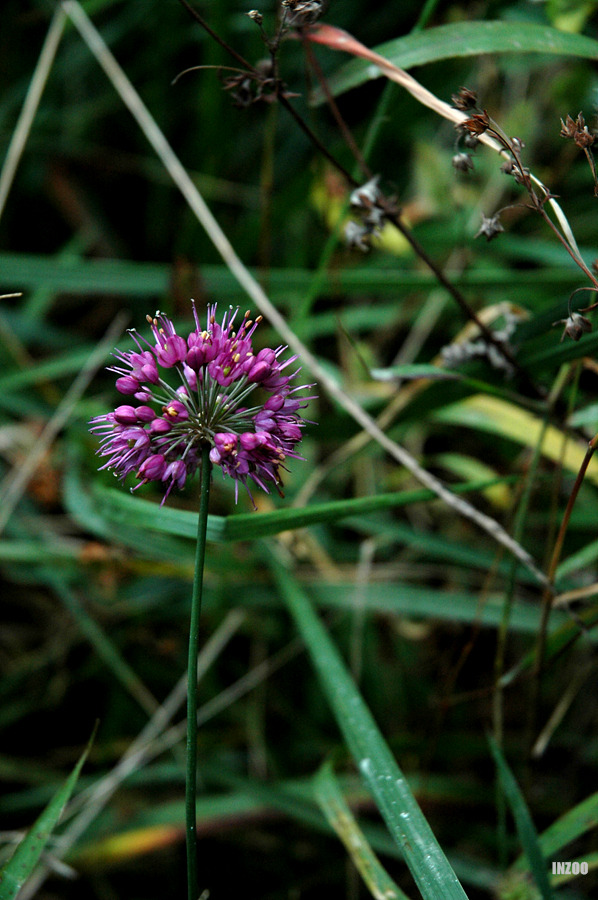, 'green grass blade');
318,21,598,101
488,736,553,900
314,761,412,900
512,790,598,869
308,582,570,633
0,252,587,299
0,727,95,900
85,476,514,544
267,544,468,900
556,537,598,581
